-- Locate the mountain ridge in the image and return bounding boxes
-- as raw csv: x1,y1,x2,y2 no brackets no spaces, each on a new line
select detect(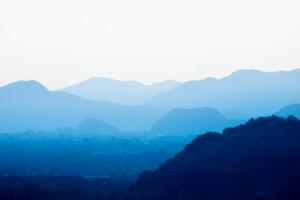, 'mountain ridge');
62,77,181,105
0,80,164,133
146,68,300,116
151,107,243,136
